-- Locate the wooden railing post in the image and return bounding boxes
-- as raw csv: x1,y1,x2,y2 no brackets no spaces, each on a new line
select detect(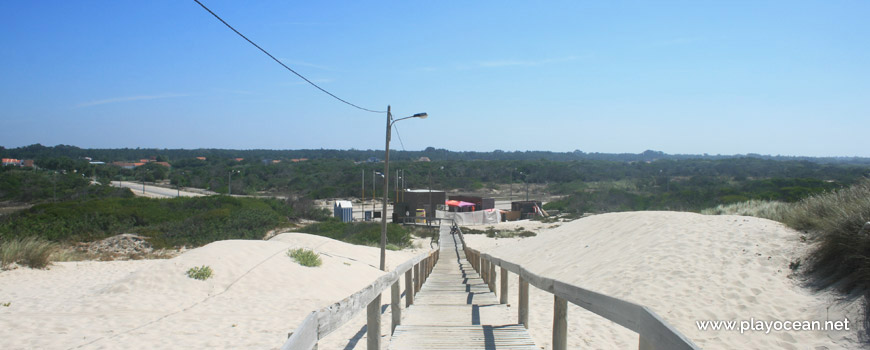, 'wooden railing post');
553,295,567,350
391,281,401,334
405,269,414,307
489,260,496,292
519,276,529,328
482,258,489,287
367,295,381,350
414,263,421,292
500,267,508,304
